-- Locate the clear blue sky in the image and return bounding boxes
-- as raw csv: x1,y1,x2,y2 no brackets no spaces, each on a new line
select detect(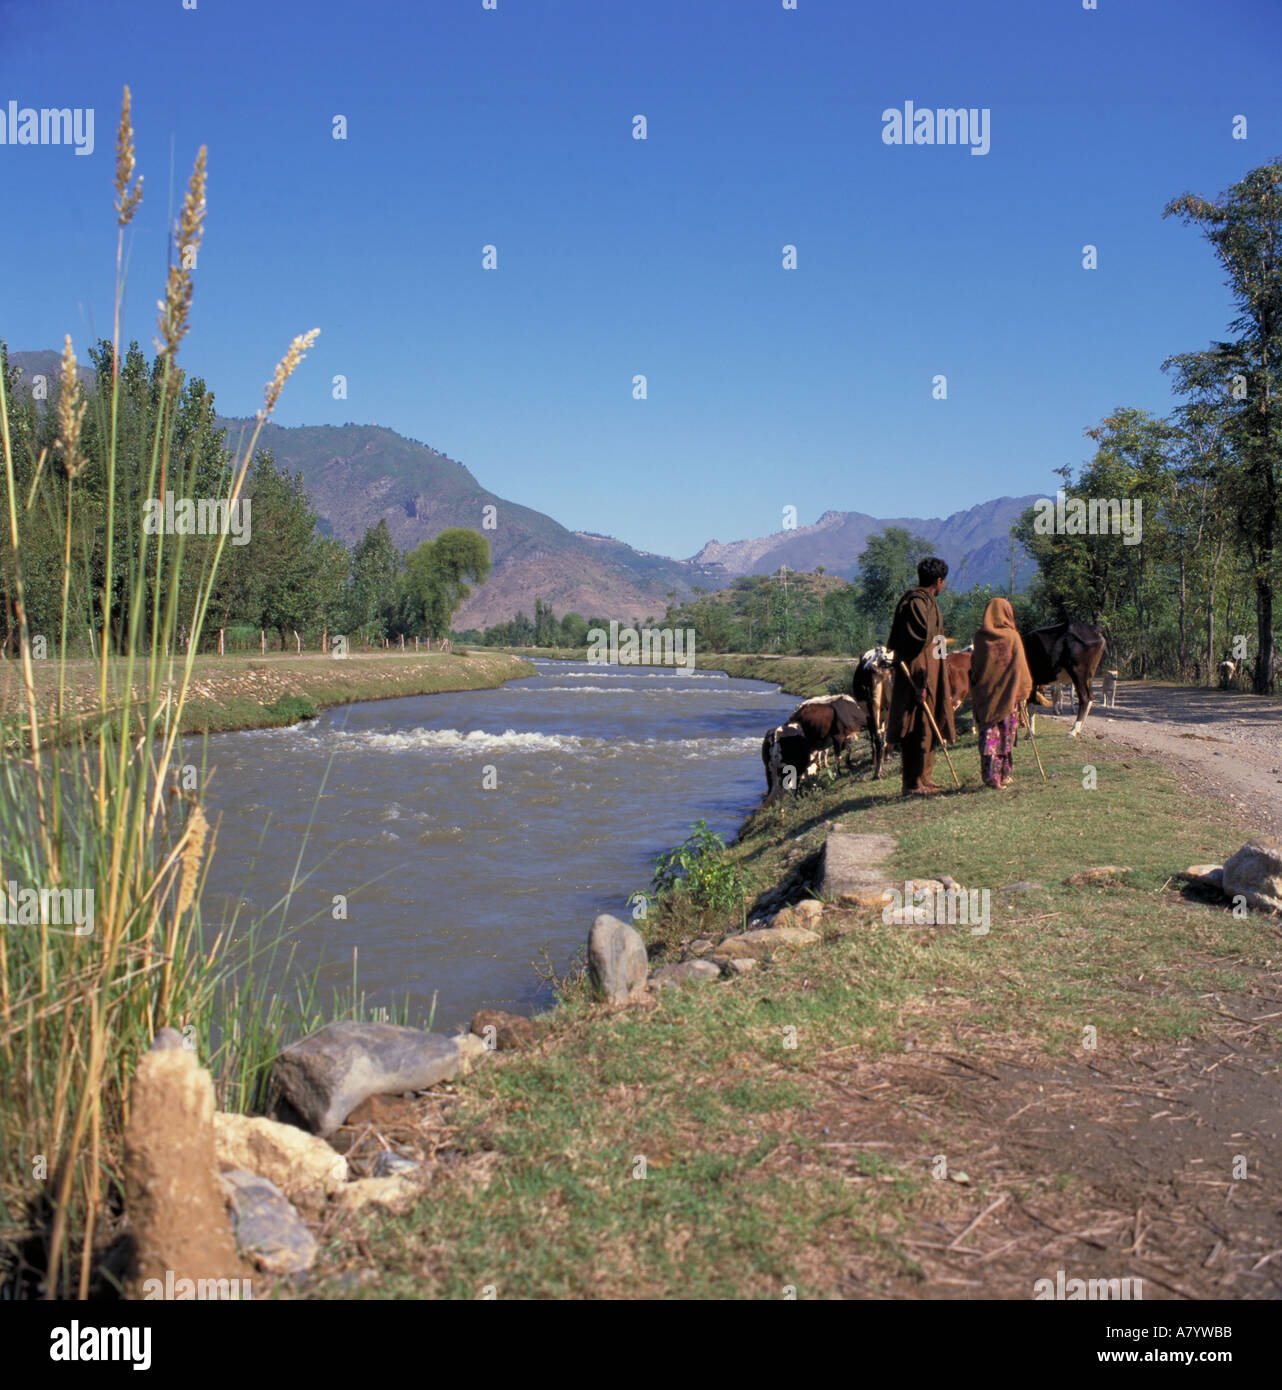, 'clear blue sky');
2,0,1279,558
